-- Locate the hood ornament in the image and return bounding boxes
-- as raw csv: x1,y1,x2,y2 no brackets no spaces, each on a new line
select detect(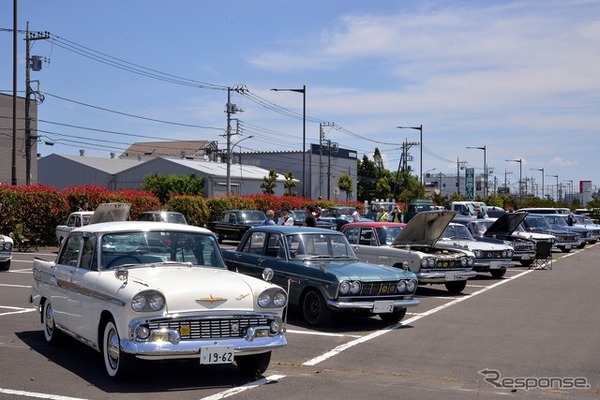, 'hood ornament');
196,294,227,303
